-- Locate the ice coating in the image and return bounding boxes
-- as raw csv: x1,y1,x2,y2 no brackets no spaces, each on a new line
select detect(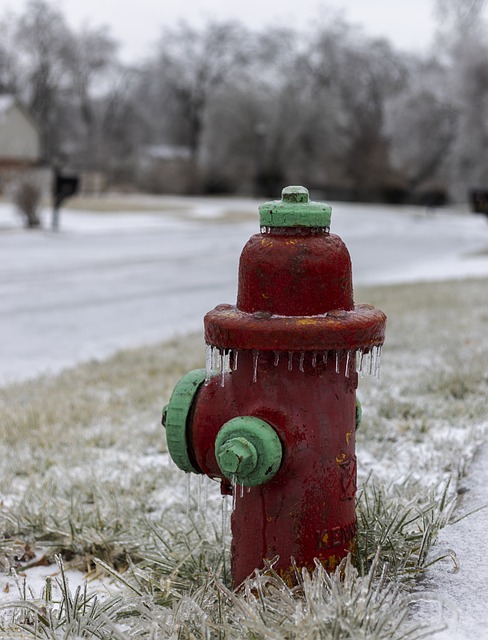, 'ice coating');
204,344,383,385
